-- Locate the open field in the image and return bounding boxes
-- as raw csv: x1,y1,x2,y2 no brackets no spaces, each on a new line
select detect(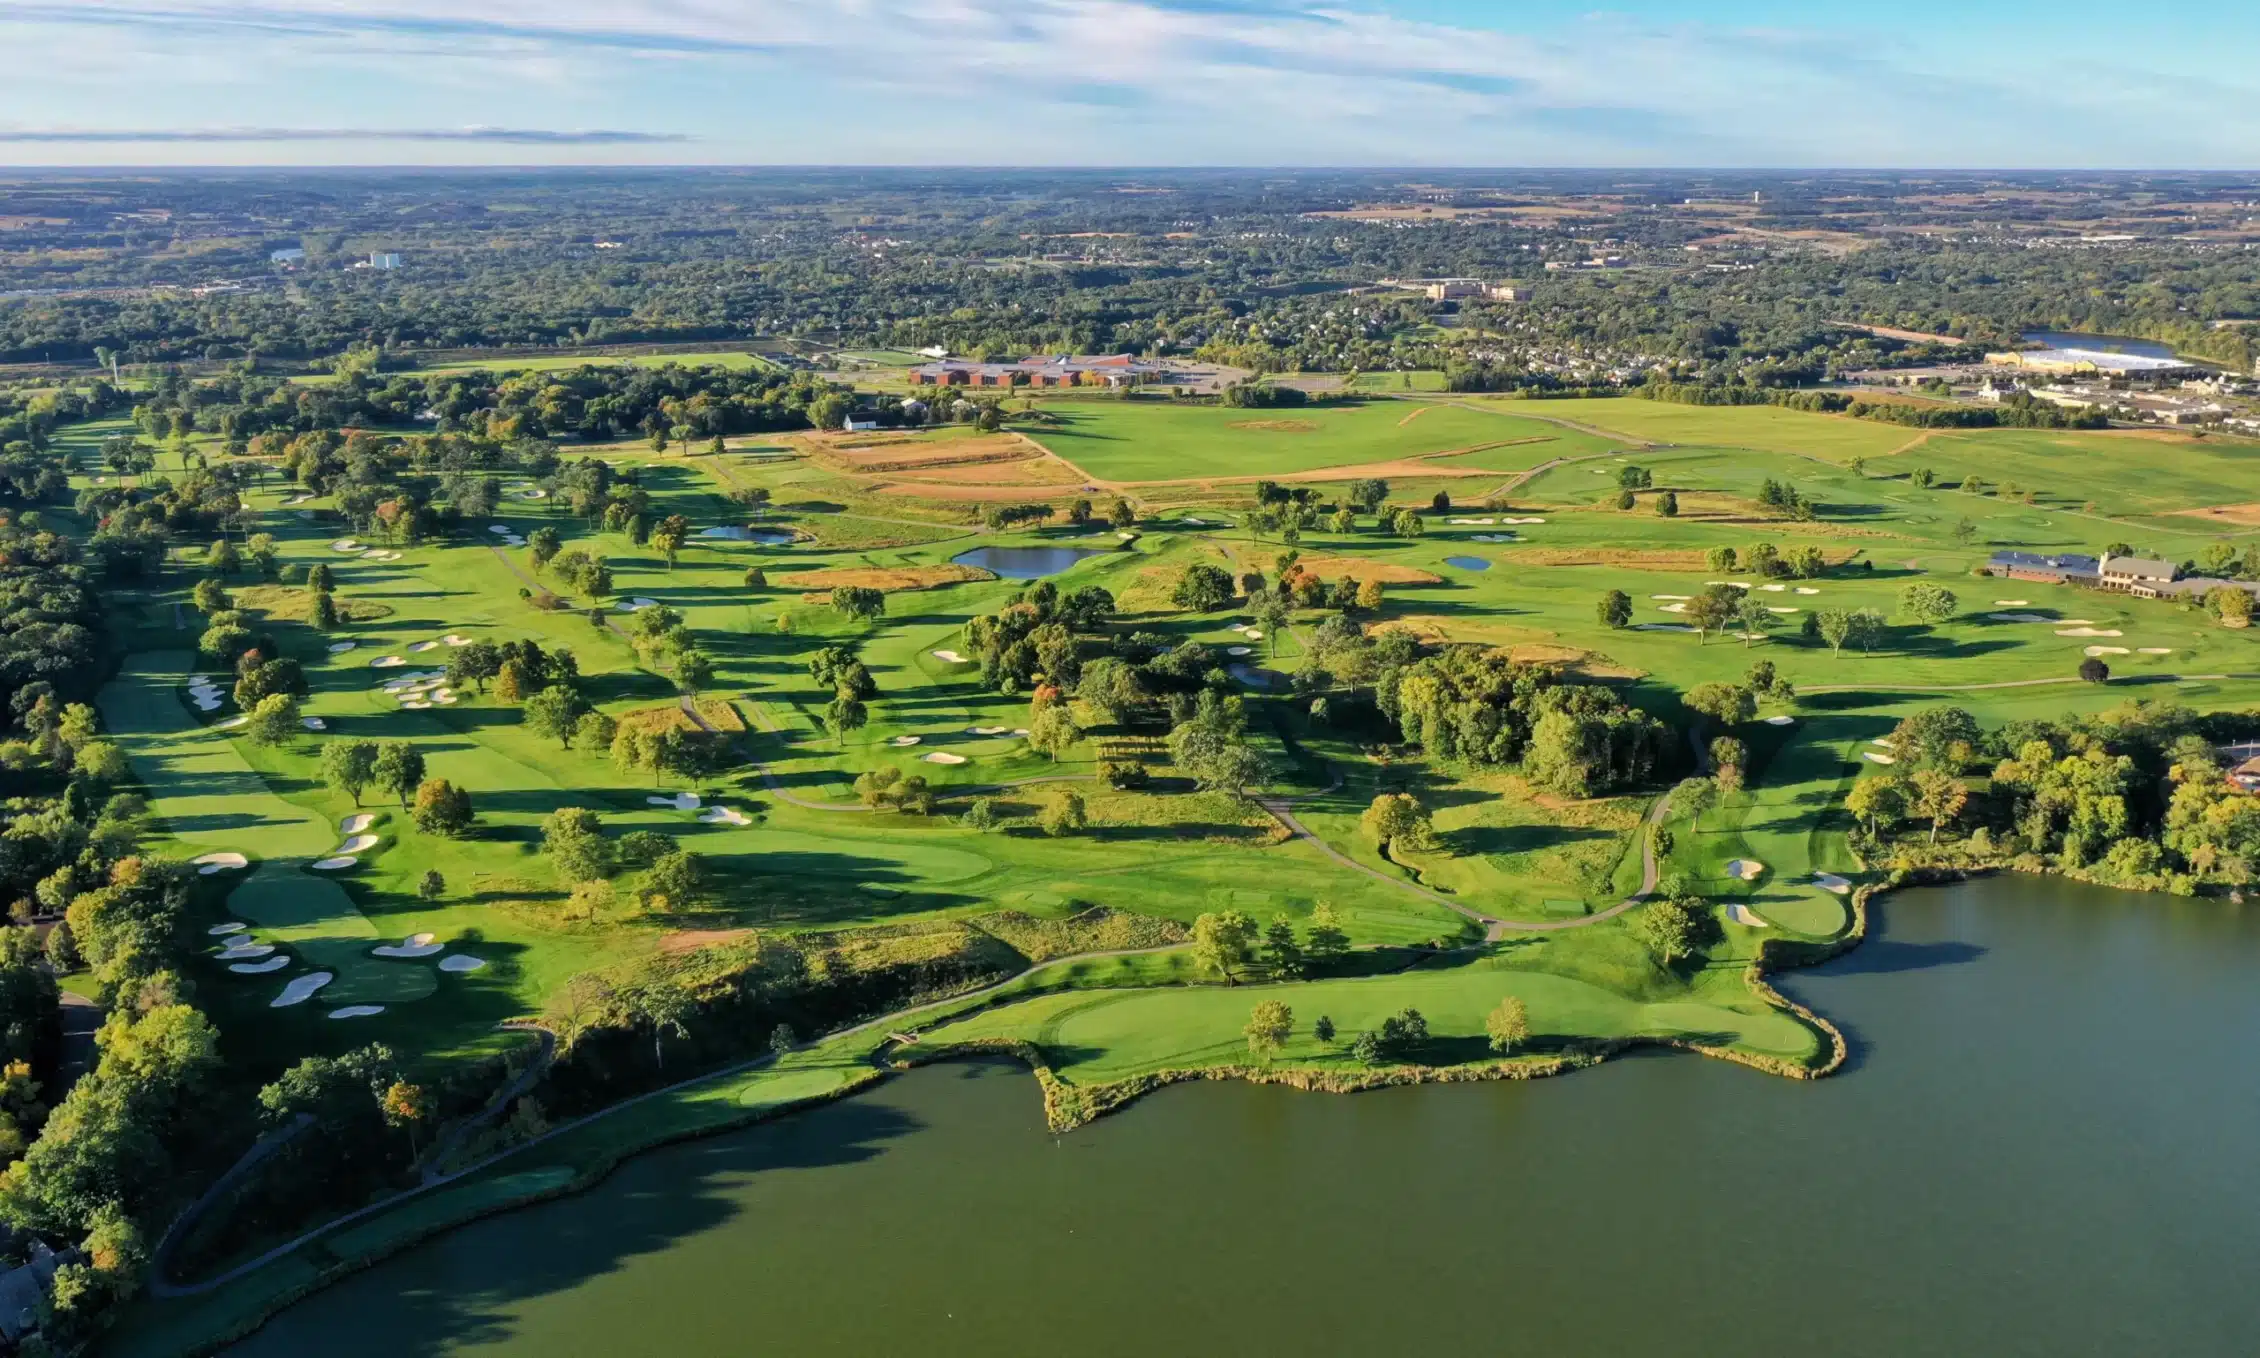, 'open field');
1476,396,1932,462
1022,399,1622,483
